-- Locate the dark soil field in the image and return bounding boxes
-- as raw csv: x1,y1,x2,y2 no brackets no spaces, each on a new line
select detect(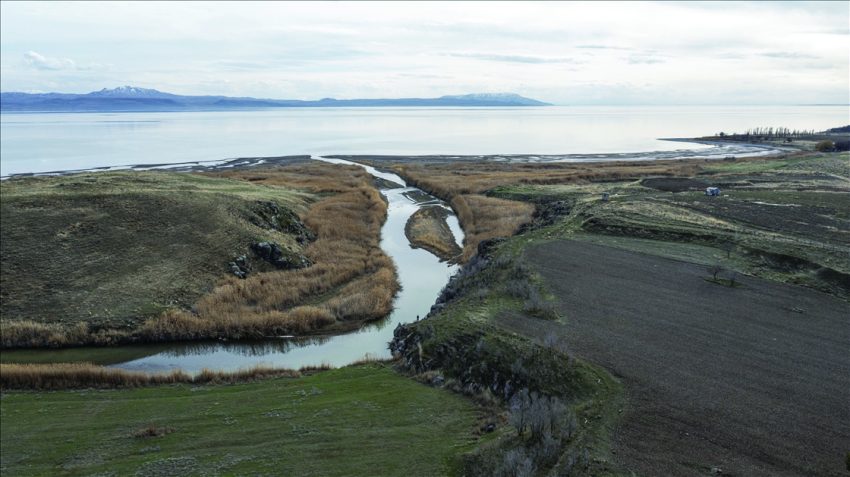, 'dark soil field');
666,192,850,246
640,177,709,192
501,240,848,476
